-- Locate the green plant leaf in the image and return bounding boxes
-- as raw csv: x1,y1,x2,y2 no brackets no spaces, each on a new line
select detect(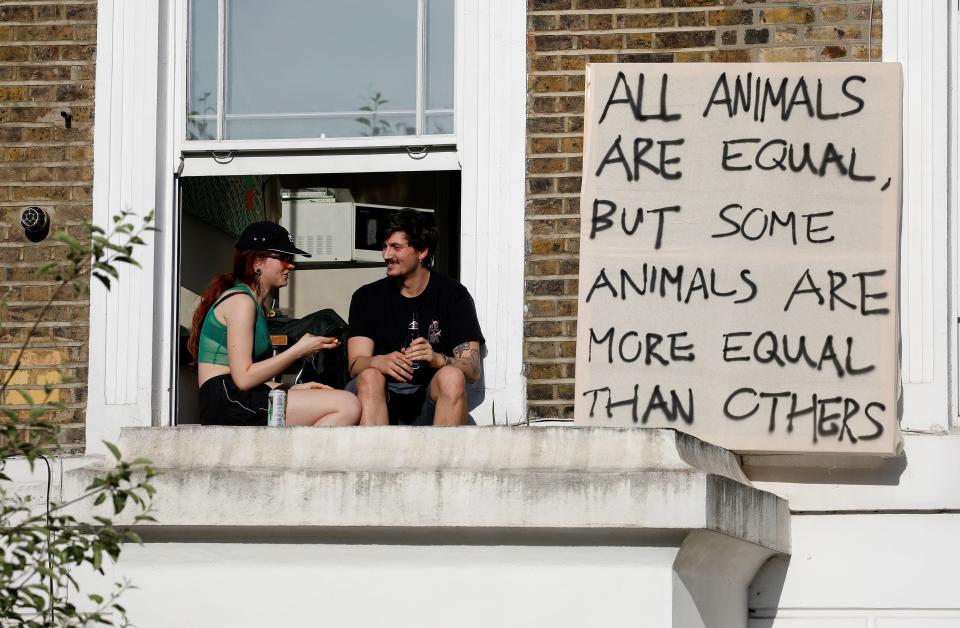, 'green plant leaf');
92,273,111,290
103,441,122,461
93,261,119,279
14,387,35,405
